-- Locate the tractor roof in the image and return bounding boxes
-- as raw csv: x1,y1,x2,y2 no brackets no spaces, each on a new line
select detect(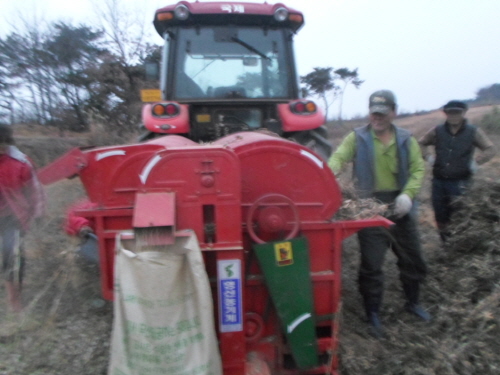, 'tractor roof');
153,1,305,36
